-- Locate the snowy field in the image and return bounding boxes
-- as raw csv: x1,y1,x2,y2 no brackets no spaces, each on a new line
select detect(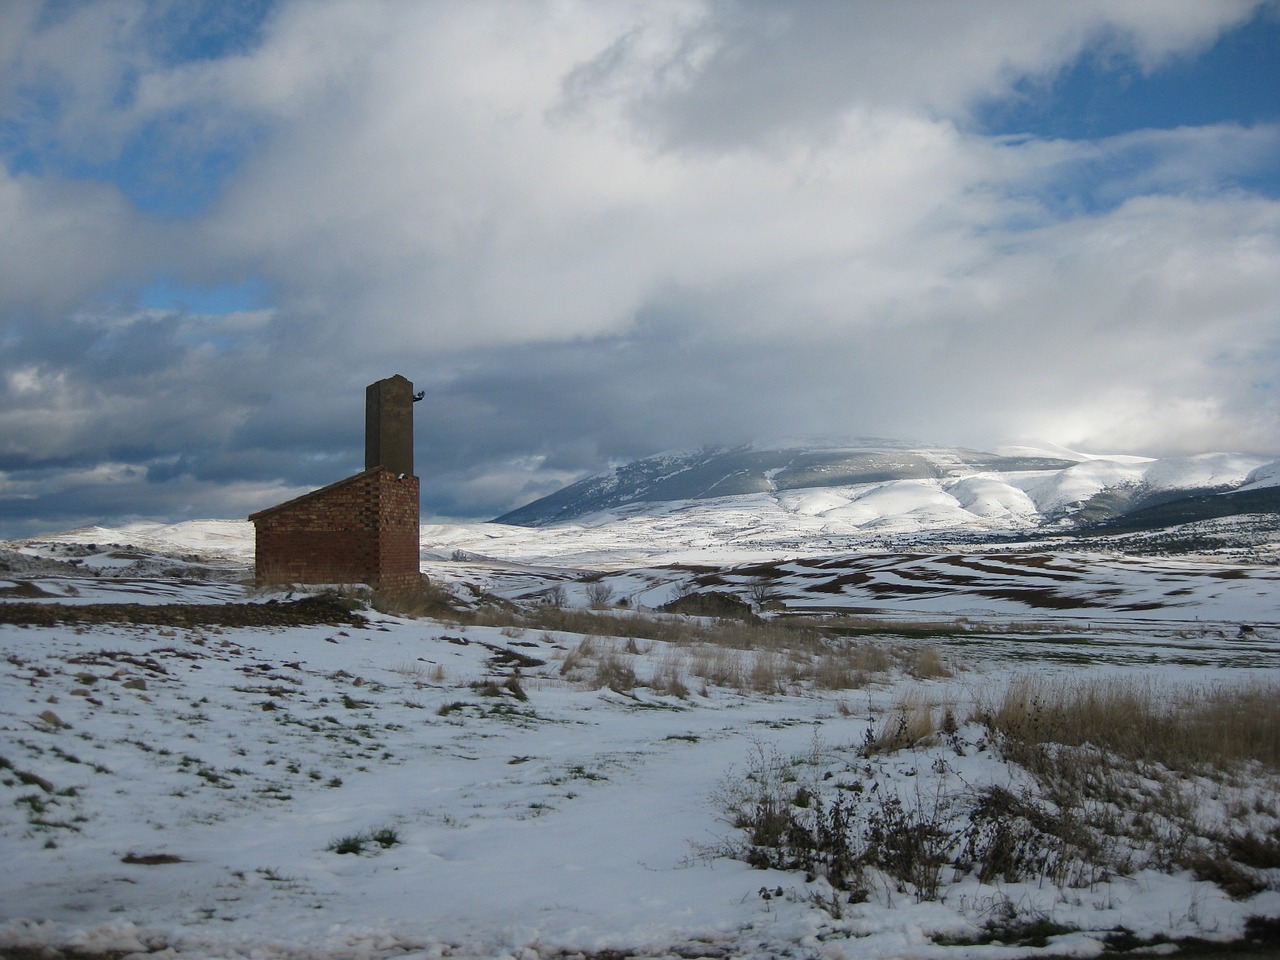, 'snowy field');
2,520,1278,959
